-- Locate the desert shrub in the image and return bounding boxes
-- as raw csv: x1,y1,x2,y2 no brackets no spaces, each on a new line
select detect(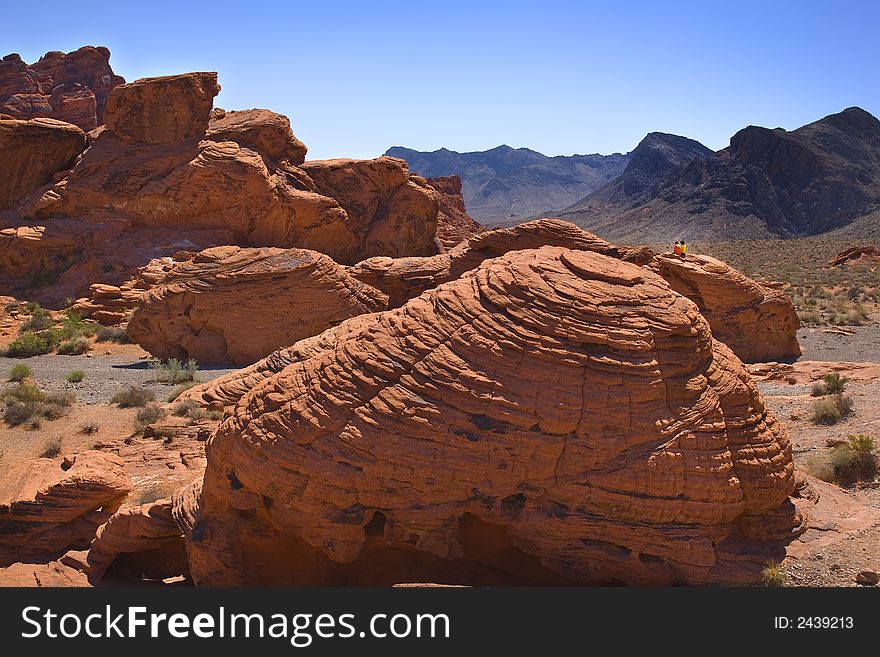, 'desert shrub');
3,400,39,426
811,372,849,397
101,262,114,273
6,383,46,404
80,422,99,435
798,311,822,325
761,560,787,587
134,403,166,428
8,364,32,382
172,398,200,417
45,390,75,408
95,326,130,343
20,307,52,332
166,381,198,402
3,333,52,357
66,369,85,383
57,337,91,355
57,312,96,339
40,437,62,458
110,386,155,408
150,357,198,384
41,403,65,420
134,485,167,505
809,435,877,487
153,427,176,441
812,394,853,425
